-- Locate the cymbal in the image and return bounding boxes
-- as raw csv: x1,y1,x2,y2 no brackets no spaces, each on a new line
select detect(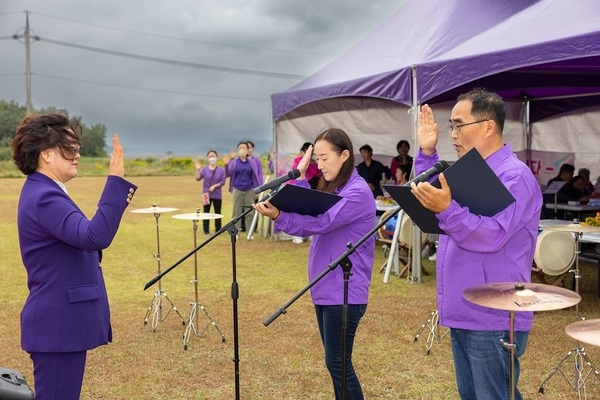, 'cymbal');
130,206,179,214
172,212,223,220
463,282,581,312
542,223,600,233
565,319,600,347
